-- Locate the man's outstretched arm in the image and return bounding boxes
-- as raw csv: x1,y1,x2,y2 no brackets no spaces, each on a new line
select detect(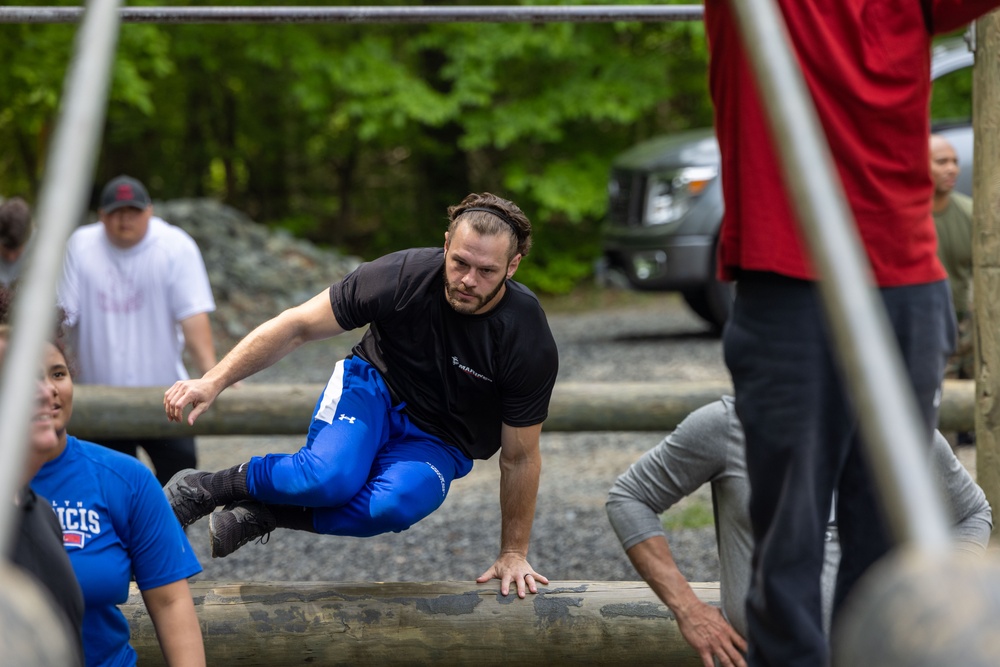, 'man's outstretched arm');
477,422,549,598
164,289,346,424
